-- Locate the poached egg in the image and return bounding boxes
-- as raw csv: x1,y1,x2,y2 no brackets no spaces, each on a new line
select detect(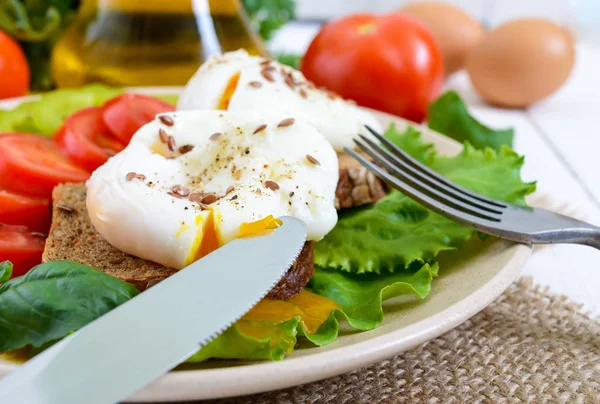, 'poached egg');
87,110,339,270
177,50,382,151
